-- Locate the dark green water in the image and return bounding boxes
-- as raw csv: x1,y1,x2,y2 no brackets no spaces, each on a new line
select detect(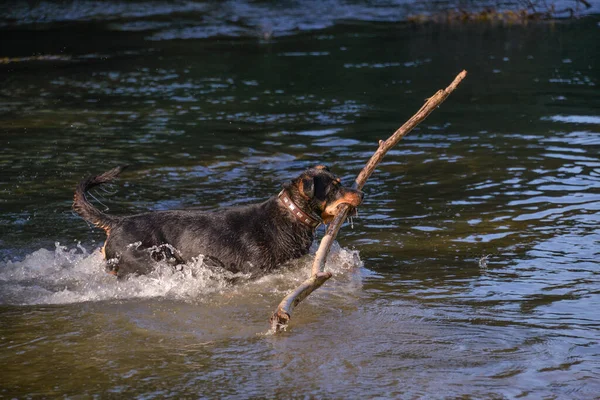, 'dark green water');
1,2,599,398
